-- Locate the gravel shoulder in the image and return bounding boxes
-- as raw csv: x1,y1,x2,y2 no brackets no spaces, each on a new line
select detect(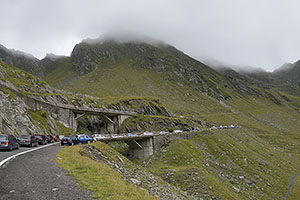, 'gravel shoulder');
0,144,94,200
